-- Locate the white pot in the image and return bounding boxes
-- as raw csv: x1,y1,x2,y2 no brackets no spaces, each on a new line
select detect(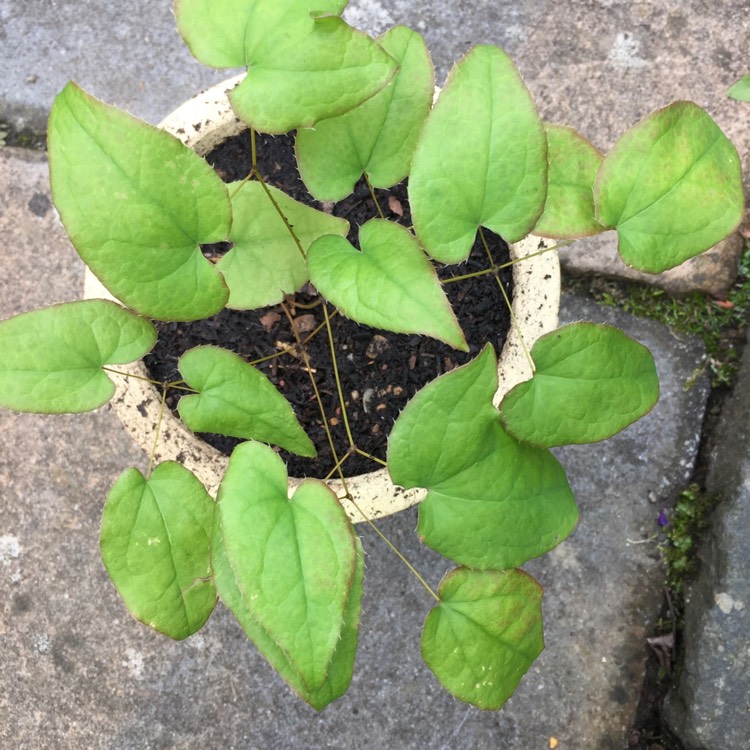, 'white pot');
84,76,560,523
